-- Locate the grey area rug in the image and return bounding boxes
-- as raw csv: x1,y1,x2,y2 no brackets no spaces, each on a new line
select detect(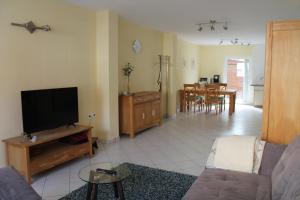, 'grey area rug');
60,163,197,200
